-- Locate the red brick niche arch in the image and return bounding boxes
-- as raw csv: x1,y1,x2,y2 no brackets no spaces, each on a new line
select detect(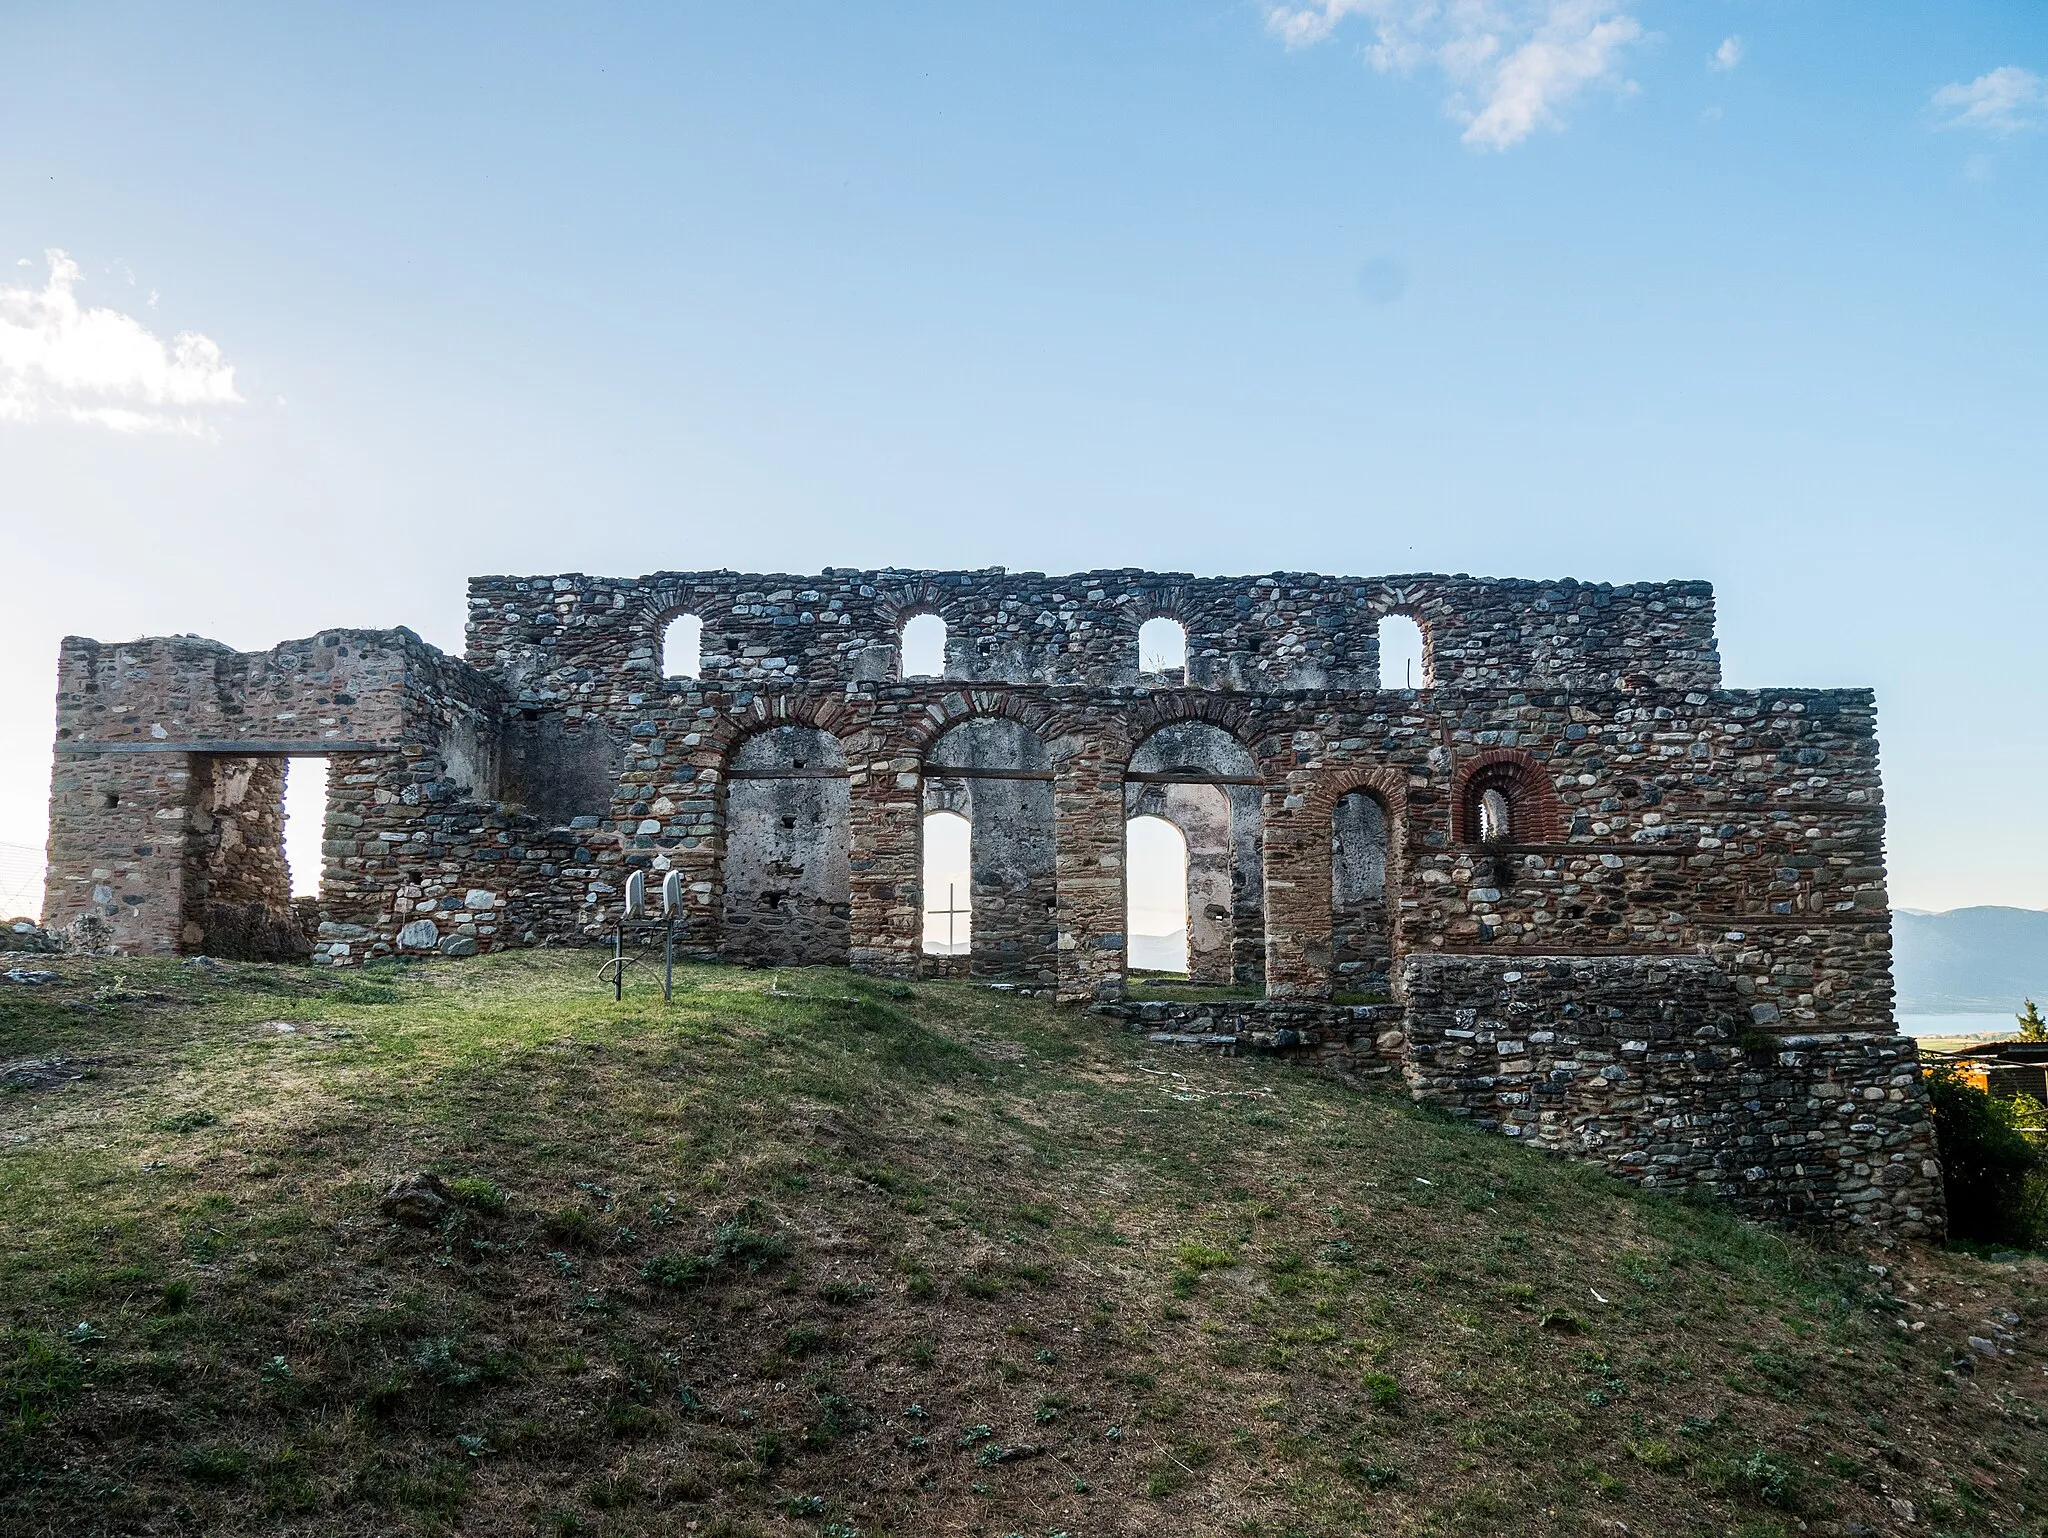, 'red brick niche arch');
1452,749,1562,845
